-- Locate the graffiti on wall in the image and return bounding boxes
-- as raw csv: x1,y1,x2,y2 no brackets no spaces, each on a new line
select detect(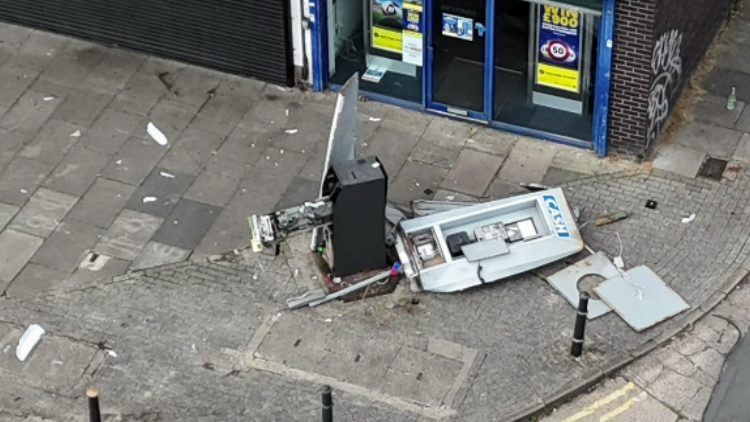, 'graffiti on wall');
647,29,683,147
